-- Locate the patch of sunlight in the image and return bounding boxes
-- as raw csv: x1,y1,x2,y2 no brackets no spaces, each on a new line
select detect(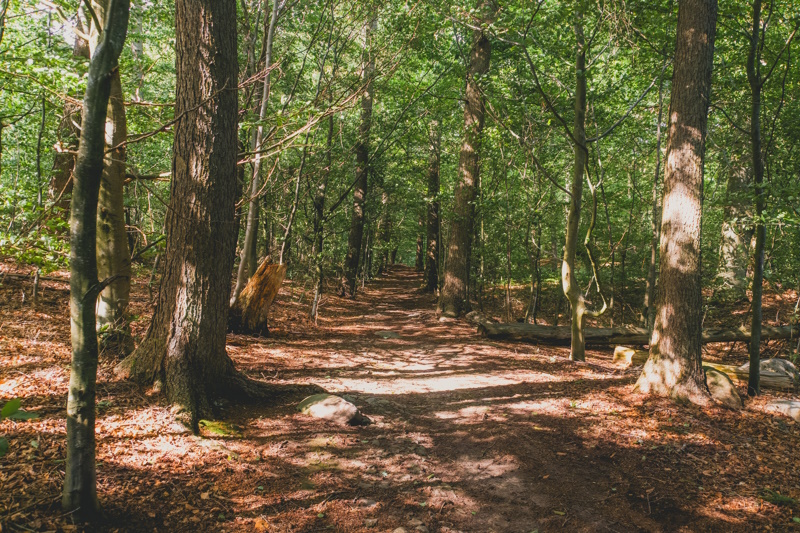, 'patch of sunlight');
330,370,562,395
